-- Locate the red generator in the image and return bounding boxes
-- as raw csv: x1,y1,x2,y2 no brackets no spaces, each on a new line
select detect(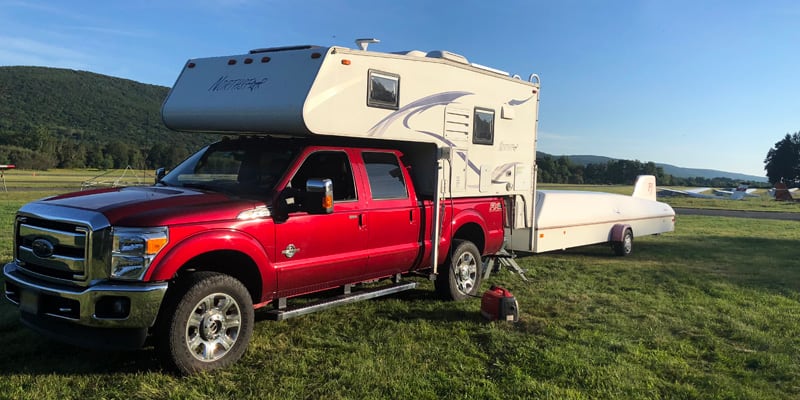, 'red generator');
480,286,519,322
